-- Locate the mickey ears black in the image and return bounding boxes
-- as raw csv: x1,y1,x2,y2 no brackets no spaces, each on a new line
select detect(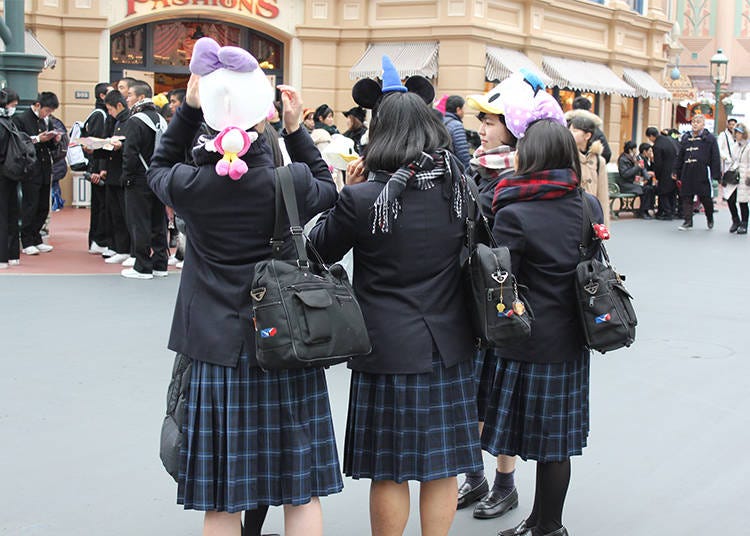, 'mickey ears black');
352,75,435,109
